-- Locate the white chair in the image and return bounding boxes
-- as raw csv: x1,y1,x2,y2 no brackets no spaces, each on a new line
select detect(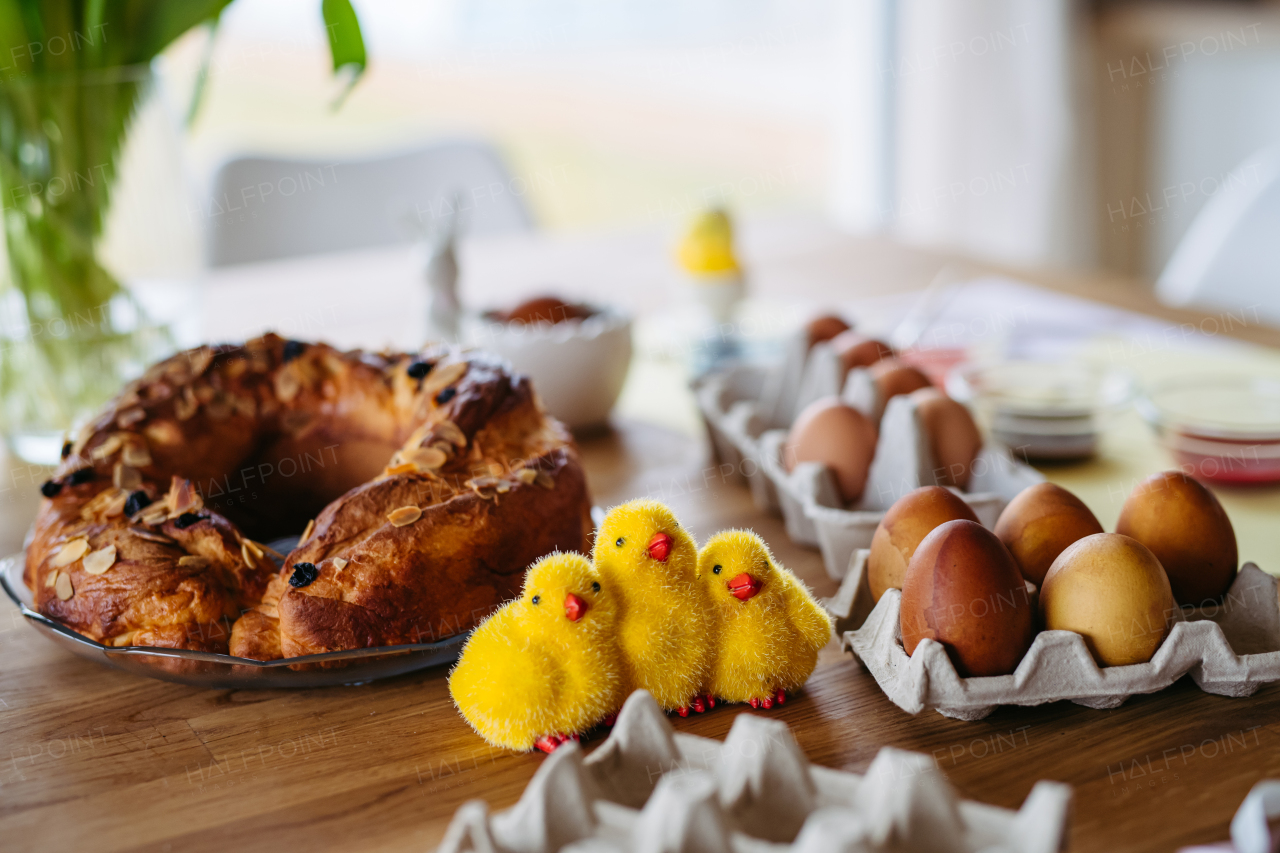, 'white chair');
205,140,533,266
1156,148,1280,325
